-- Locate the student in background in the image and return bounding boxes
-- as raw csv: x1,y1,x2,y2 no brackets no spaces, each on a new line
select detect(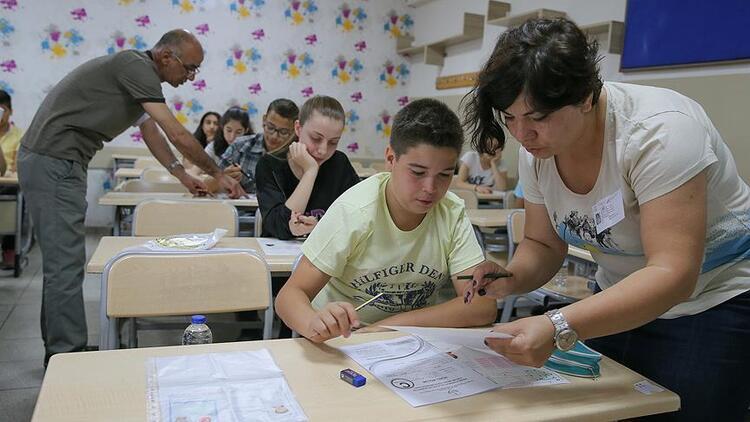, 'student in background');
0,89,22,269
275,98,497,342
203,107,251,166
0,89,21,176
255,95,359,240
454,146,507,193
218,99,298,193
184,111,220,172
463,18,750,420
